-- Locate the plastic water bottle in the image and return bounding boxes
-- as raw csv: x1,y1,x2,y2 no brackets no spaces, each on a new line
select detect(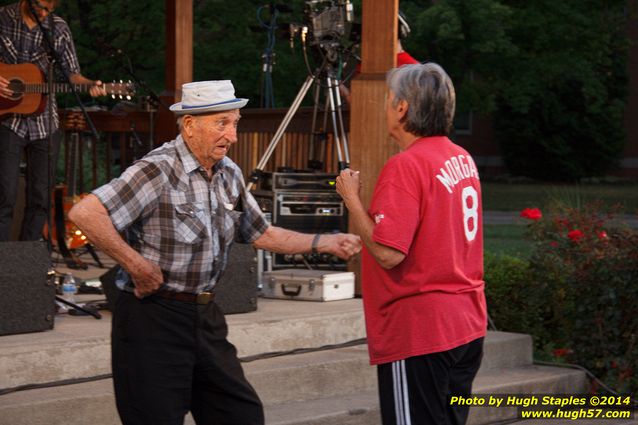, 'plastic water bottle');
62,273,77,303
